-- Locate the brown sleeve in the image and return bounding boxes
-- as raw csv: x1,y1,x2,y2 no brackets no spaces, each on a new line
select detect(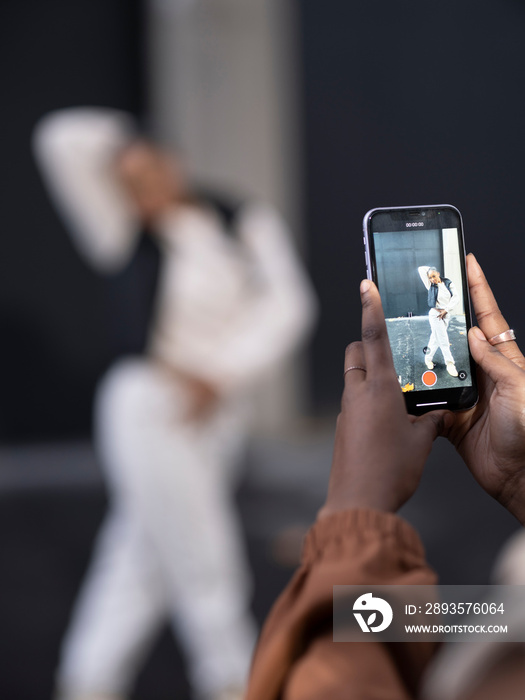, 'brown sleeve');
245,509,438,700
